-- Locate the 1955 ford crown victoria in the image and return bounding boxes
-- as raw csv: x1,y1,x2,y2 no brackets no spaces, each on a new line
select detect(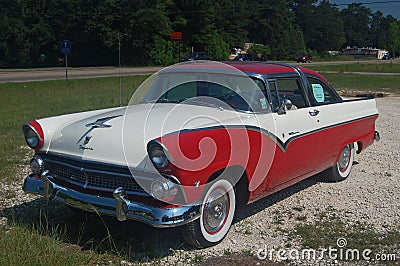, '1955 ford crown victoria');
22,61,379,247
